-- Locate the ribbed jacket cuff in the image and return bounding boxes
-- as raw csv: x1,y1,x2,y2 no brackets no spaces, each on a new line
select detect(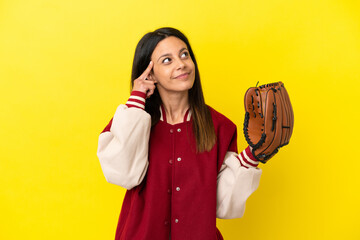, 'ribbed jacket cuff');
237,146,260,168
126,91,146,110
